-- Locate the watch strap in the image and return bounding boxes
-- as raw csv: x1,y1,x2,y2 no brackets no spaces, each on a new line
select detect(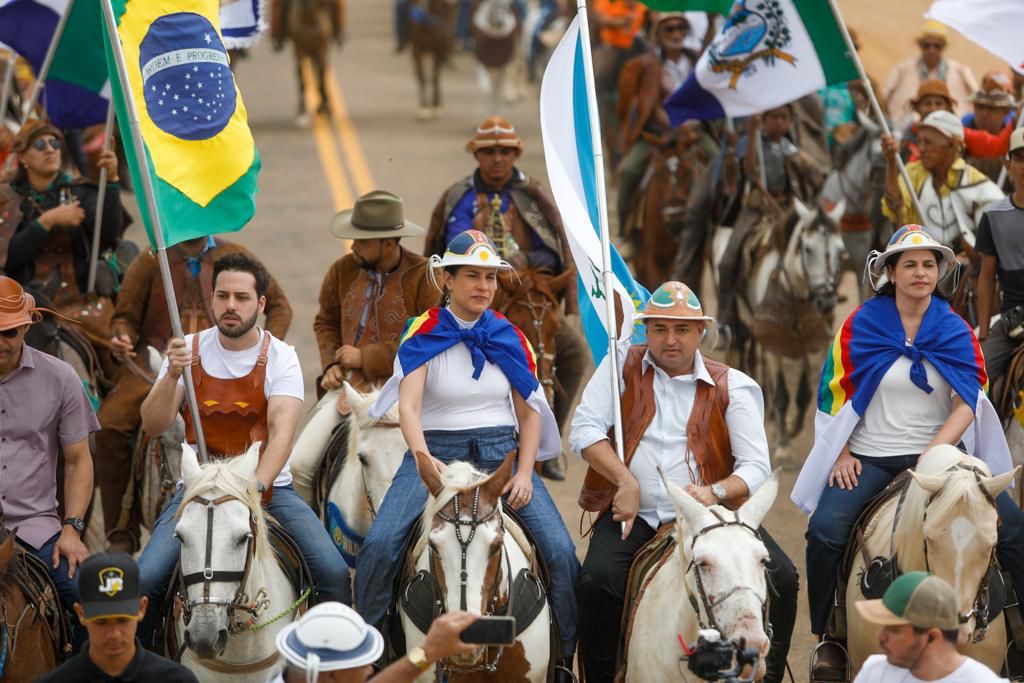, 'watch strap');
63,517,85,533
